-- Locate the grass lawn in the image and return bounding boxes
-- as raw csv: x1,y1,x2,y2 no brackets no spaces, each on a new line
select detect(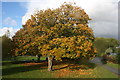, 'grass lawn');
2,58,119,78
106,62,120,70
